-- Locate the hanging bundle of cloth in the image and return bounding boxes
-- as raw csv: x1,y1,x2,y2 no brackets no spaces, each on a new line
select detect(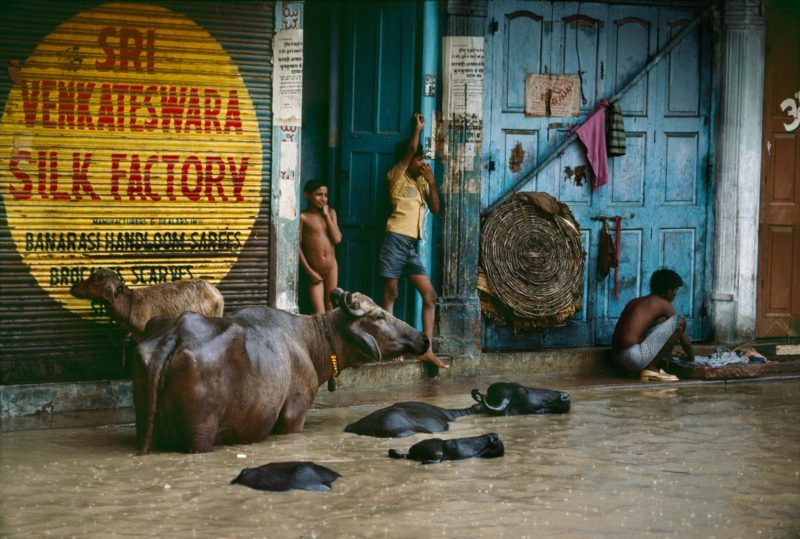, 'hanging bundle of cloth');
596,216,622,299
606,100,626,157
597,218,618,279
